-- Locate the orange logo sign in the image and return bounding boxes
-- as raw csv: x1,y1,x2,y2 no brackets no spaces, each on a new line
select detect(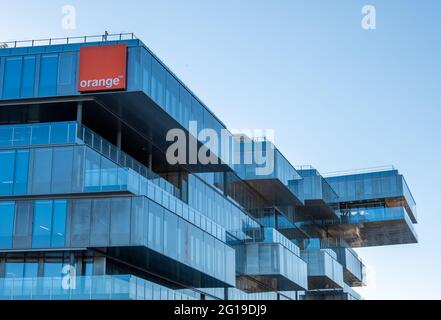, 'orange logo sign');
78,44,127,93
